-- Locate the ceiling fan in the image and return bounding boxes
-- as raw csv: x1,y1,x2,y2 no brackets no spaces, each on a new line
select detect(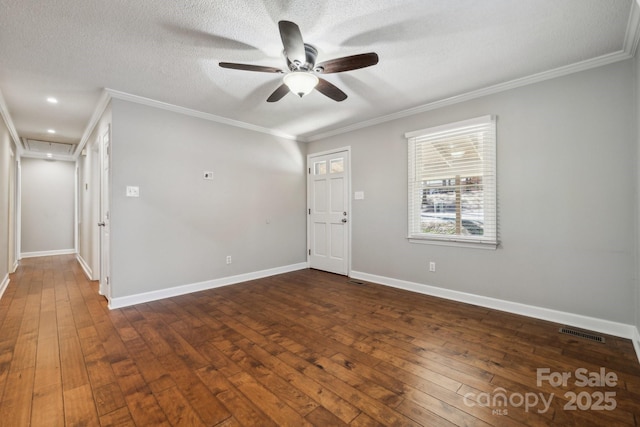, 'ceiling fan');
219,20,379,102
